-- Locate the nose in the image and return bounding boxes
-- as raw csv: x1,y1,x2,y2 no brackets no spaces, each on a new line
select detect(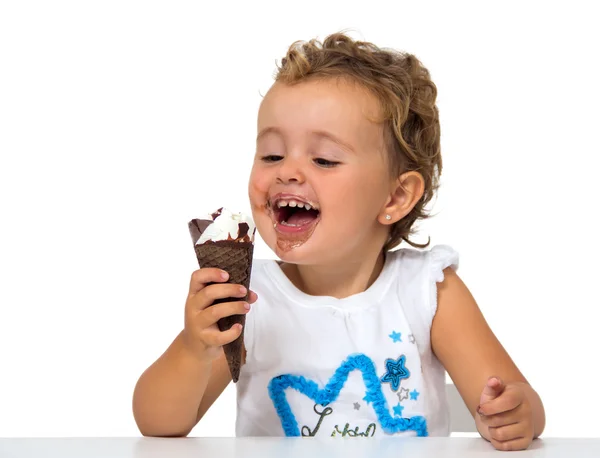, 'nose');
276,155,305,184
